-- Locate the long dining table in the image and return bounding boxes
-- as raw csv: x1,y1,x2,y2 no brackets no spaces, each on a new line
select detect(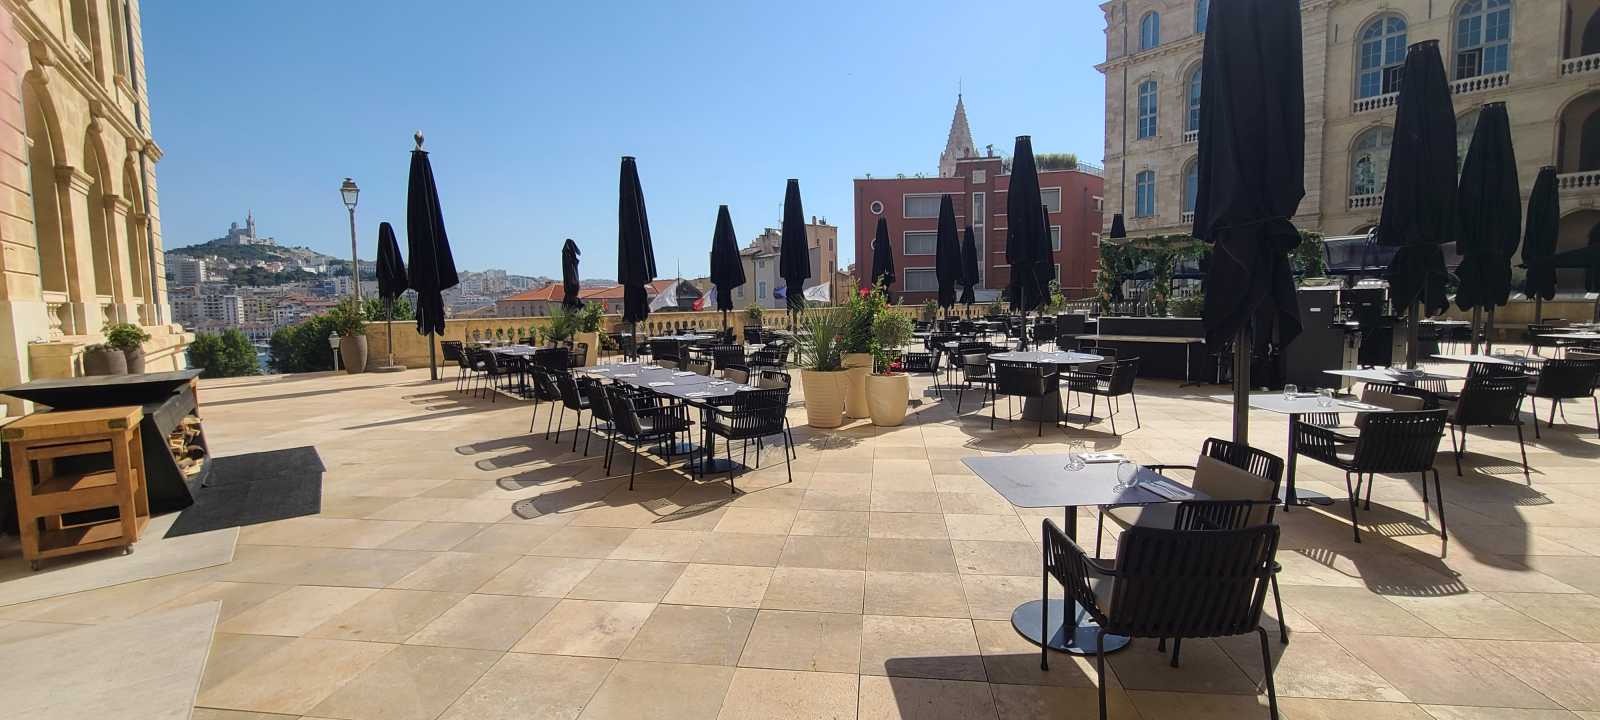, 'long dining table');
579,362,760,473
